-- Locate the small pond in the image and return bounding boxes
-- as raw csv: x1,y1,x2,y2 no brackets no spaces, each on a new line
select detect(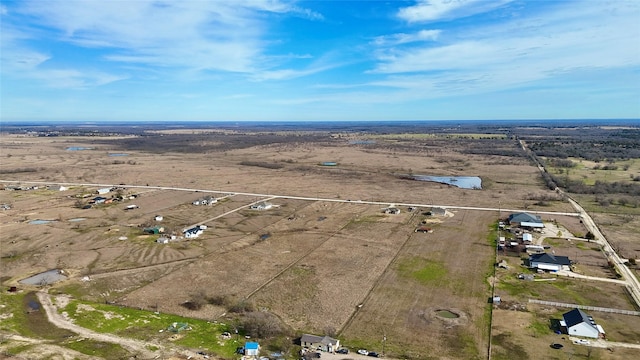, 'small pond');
436,310,460,319
413,175,482,189
66,146,94,151
20,269,67,285
349,140,376,145
27,299,40,311
29,219,56,225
